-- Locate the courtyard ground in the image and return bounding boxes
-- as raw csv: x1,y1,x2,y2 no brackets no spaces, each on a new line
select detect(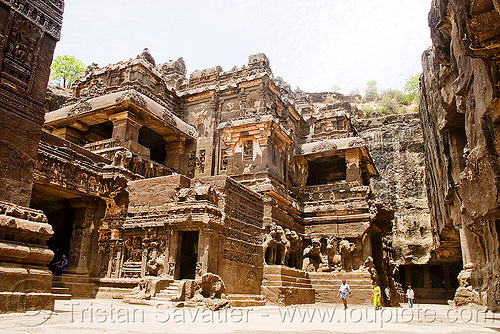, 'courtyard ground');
0,299,498,333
